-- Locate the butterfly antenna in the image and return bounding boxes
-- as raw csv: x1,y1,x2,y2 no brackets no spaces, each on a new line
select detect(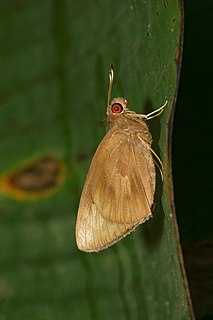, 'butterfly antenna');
107,65,114,108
